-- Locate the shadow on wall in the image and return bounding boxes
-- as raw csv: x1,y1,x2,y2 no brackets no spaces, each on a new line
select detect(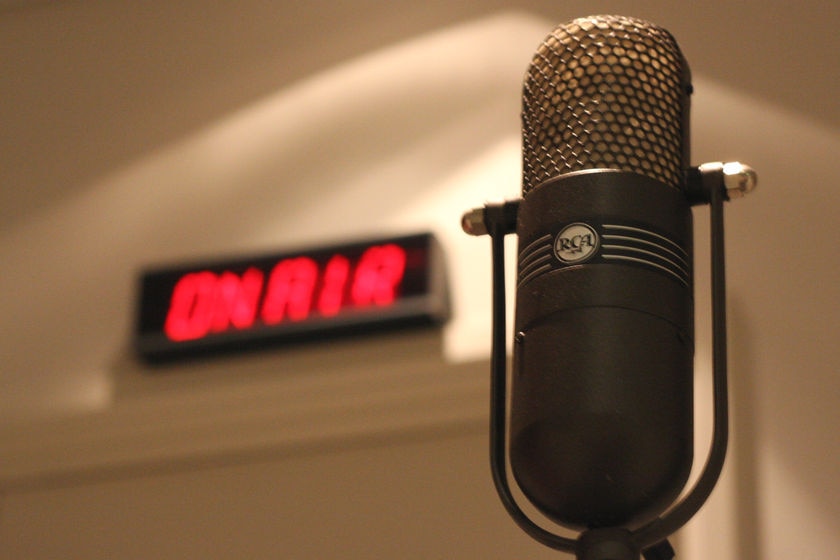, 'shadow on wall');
729,296,762,560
